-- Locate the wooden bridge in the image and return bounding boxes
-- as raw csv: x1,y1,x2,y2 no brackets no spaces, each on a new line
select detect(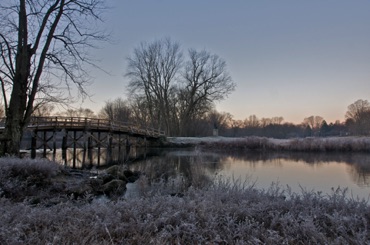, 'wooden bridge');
27,117,165,138
1,117,165,168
